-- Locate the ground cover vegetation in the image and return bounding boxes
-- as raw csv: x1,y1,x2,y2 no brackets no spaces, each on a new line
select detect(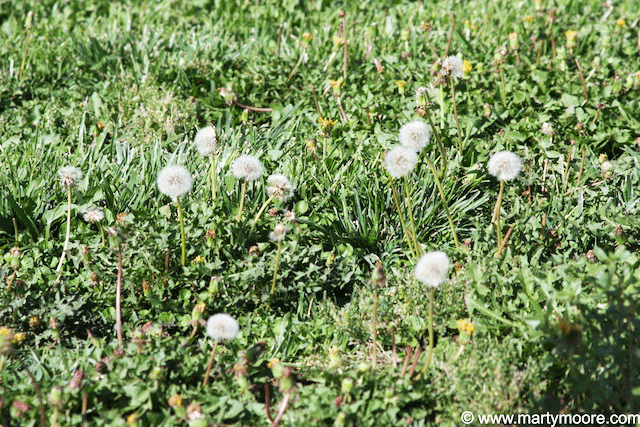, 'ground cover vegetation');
1,0,639,425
